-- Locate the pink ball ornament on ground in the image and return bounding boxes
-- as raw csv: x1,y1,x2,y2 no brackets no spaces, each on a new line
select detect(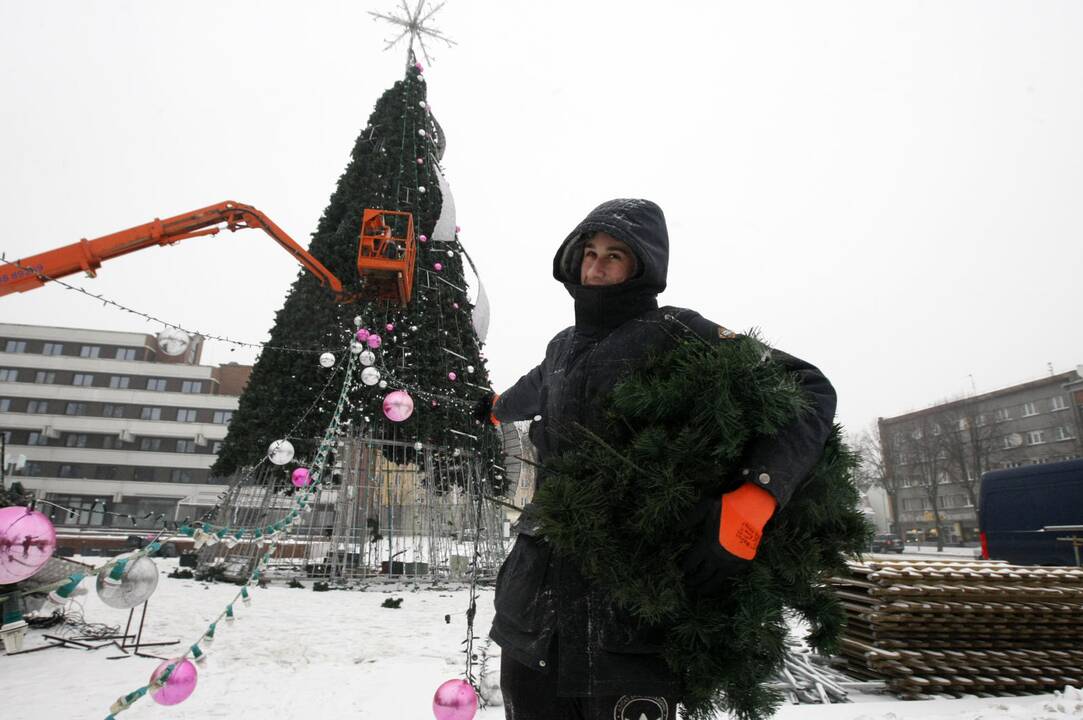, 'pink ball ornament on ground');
0,507,57,585
150,658,198,706
355,328,370,343
383,391,415,422
291,467,311,488
433,262,443,271
432,679,478,720
366,334,382,349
